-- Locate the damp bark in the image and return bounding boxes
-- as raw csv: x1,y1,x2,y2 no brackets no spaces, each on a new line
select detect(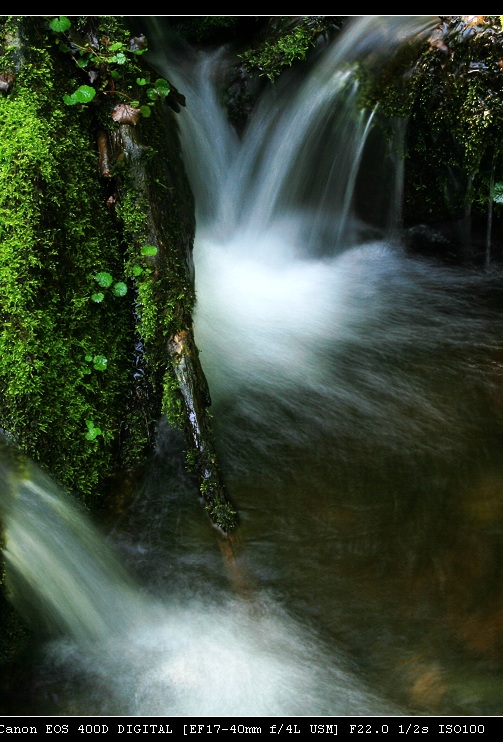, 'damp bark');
103,111,239,533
